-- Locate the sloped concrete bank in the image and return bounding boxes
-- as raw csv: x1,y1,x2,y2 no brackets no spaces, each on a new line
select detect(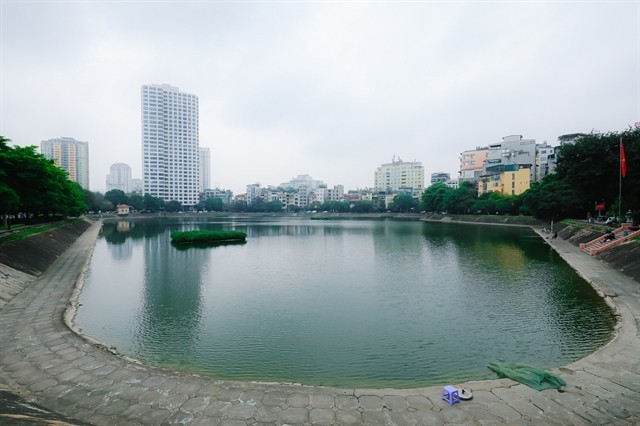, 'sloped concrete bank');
555,222,640,283
0,219,92,311
424,215,640,283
